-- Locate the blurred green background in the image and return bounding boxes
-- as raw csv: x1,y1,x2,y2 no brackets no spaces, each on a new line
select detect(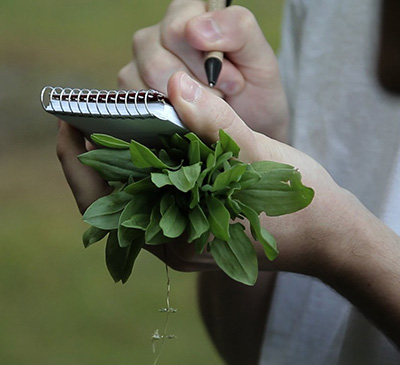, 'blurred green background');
0,1,284,364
